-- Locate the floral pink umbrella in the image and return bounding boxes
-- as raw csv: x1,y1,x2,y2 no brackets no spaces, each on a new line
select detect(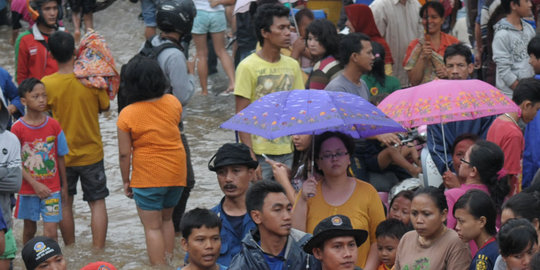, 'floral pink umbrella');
377,79,519,128
377,79,520,169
